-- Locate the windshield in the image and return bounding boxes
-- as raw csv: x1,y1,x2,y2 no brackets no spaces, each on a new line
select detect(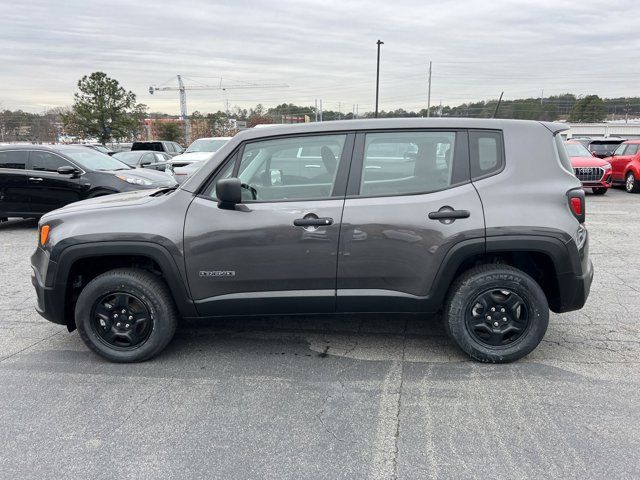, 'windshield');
564,143,592,157
185,138,228,153
112,151,143,166
58,148,131,171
